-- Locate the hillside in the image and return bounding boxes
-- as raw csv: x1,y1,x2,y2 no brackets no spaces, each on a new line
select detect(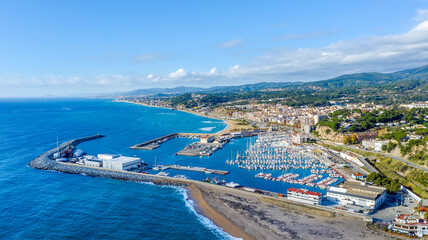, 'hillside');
117,65,428,96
